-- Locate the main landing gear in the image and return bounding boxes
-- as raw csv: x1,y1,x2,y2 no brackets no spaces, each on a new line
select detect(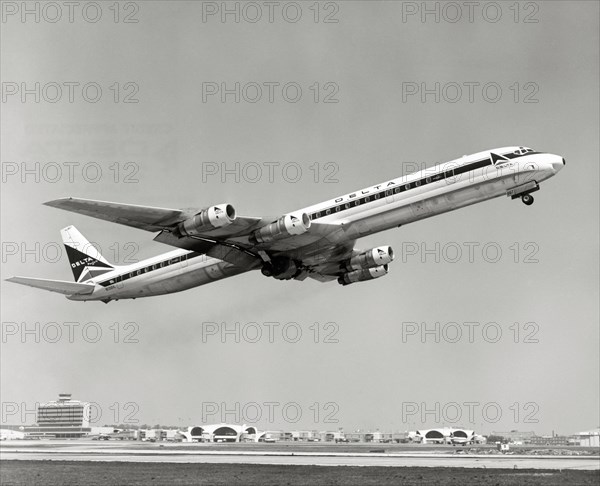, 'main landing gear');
521,194,534,206
261,257,300,280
